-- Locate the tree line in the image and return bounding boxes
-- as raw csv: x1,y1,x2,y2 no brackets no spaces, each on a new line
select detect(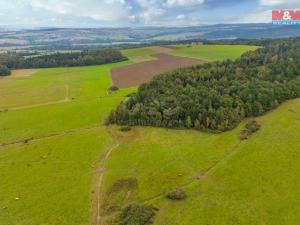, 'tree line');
108,38,300,132
27,37,279,54
0,48,127,76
